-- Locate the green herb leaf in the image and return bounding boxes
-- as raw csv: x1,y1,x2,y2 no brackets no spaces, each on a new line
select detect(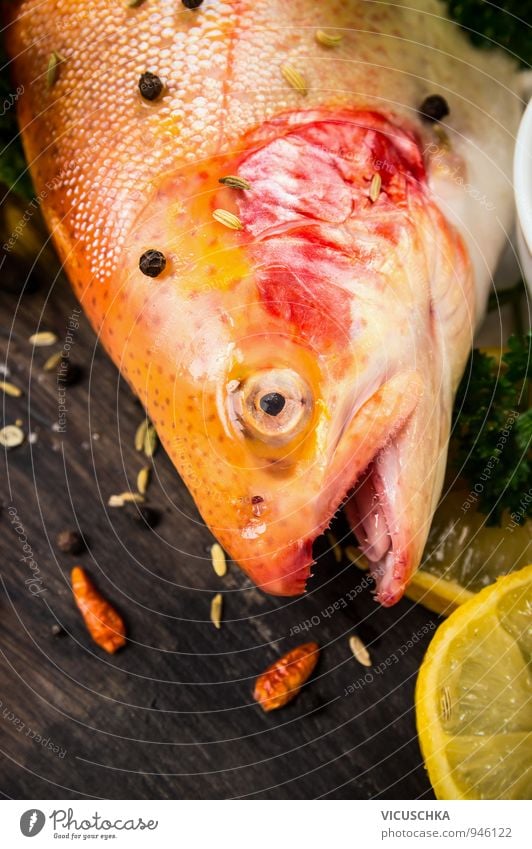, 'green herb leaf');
446,1,532,67
452,331,532,525
0,41,34,198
